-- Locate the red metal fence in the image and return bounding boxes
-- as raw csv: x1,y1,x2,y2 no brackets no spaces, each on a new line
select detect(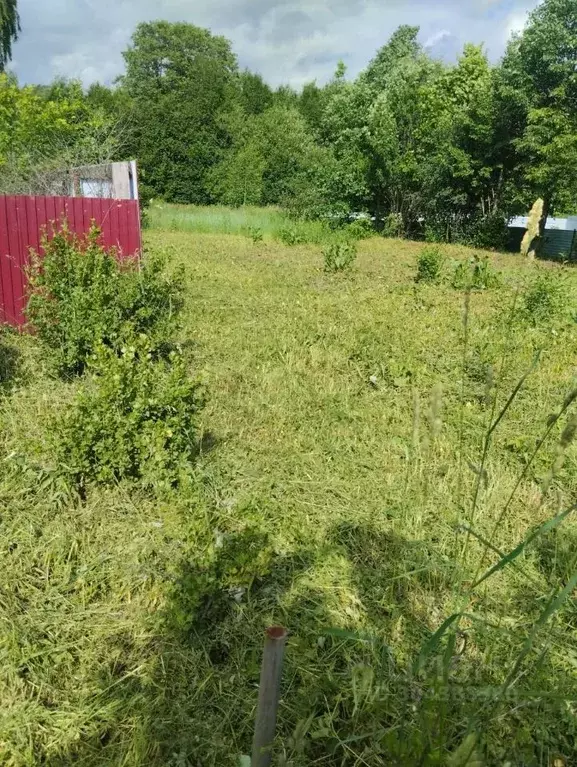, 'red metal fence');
0,195,142,326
